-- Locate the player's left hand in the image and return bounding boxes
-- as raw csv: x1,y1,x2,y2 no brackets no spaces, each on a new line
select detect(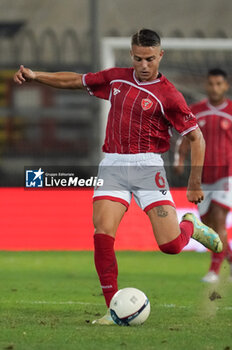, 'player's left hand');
186,186,204,204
